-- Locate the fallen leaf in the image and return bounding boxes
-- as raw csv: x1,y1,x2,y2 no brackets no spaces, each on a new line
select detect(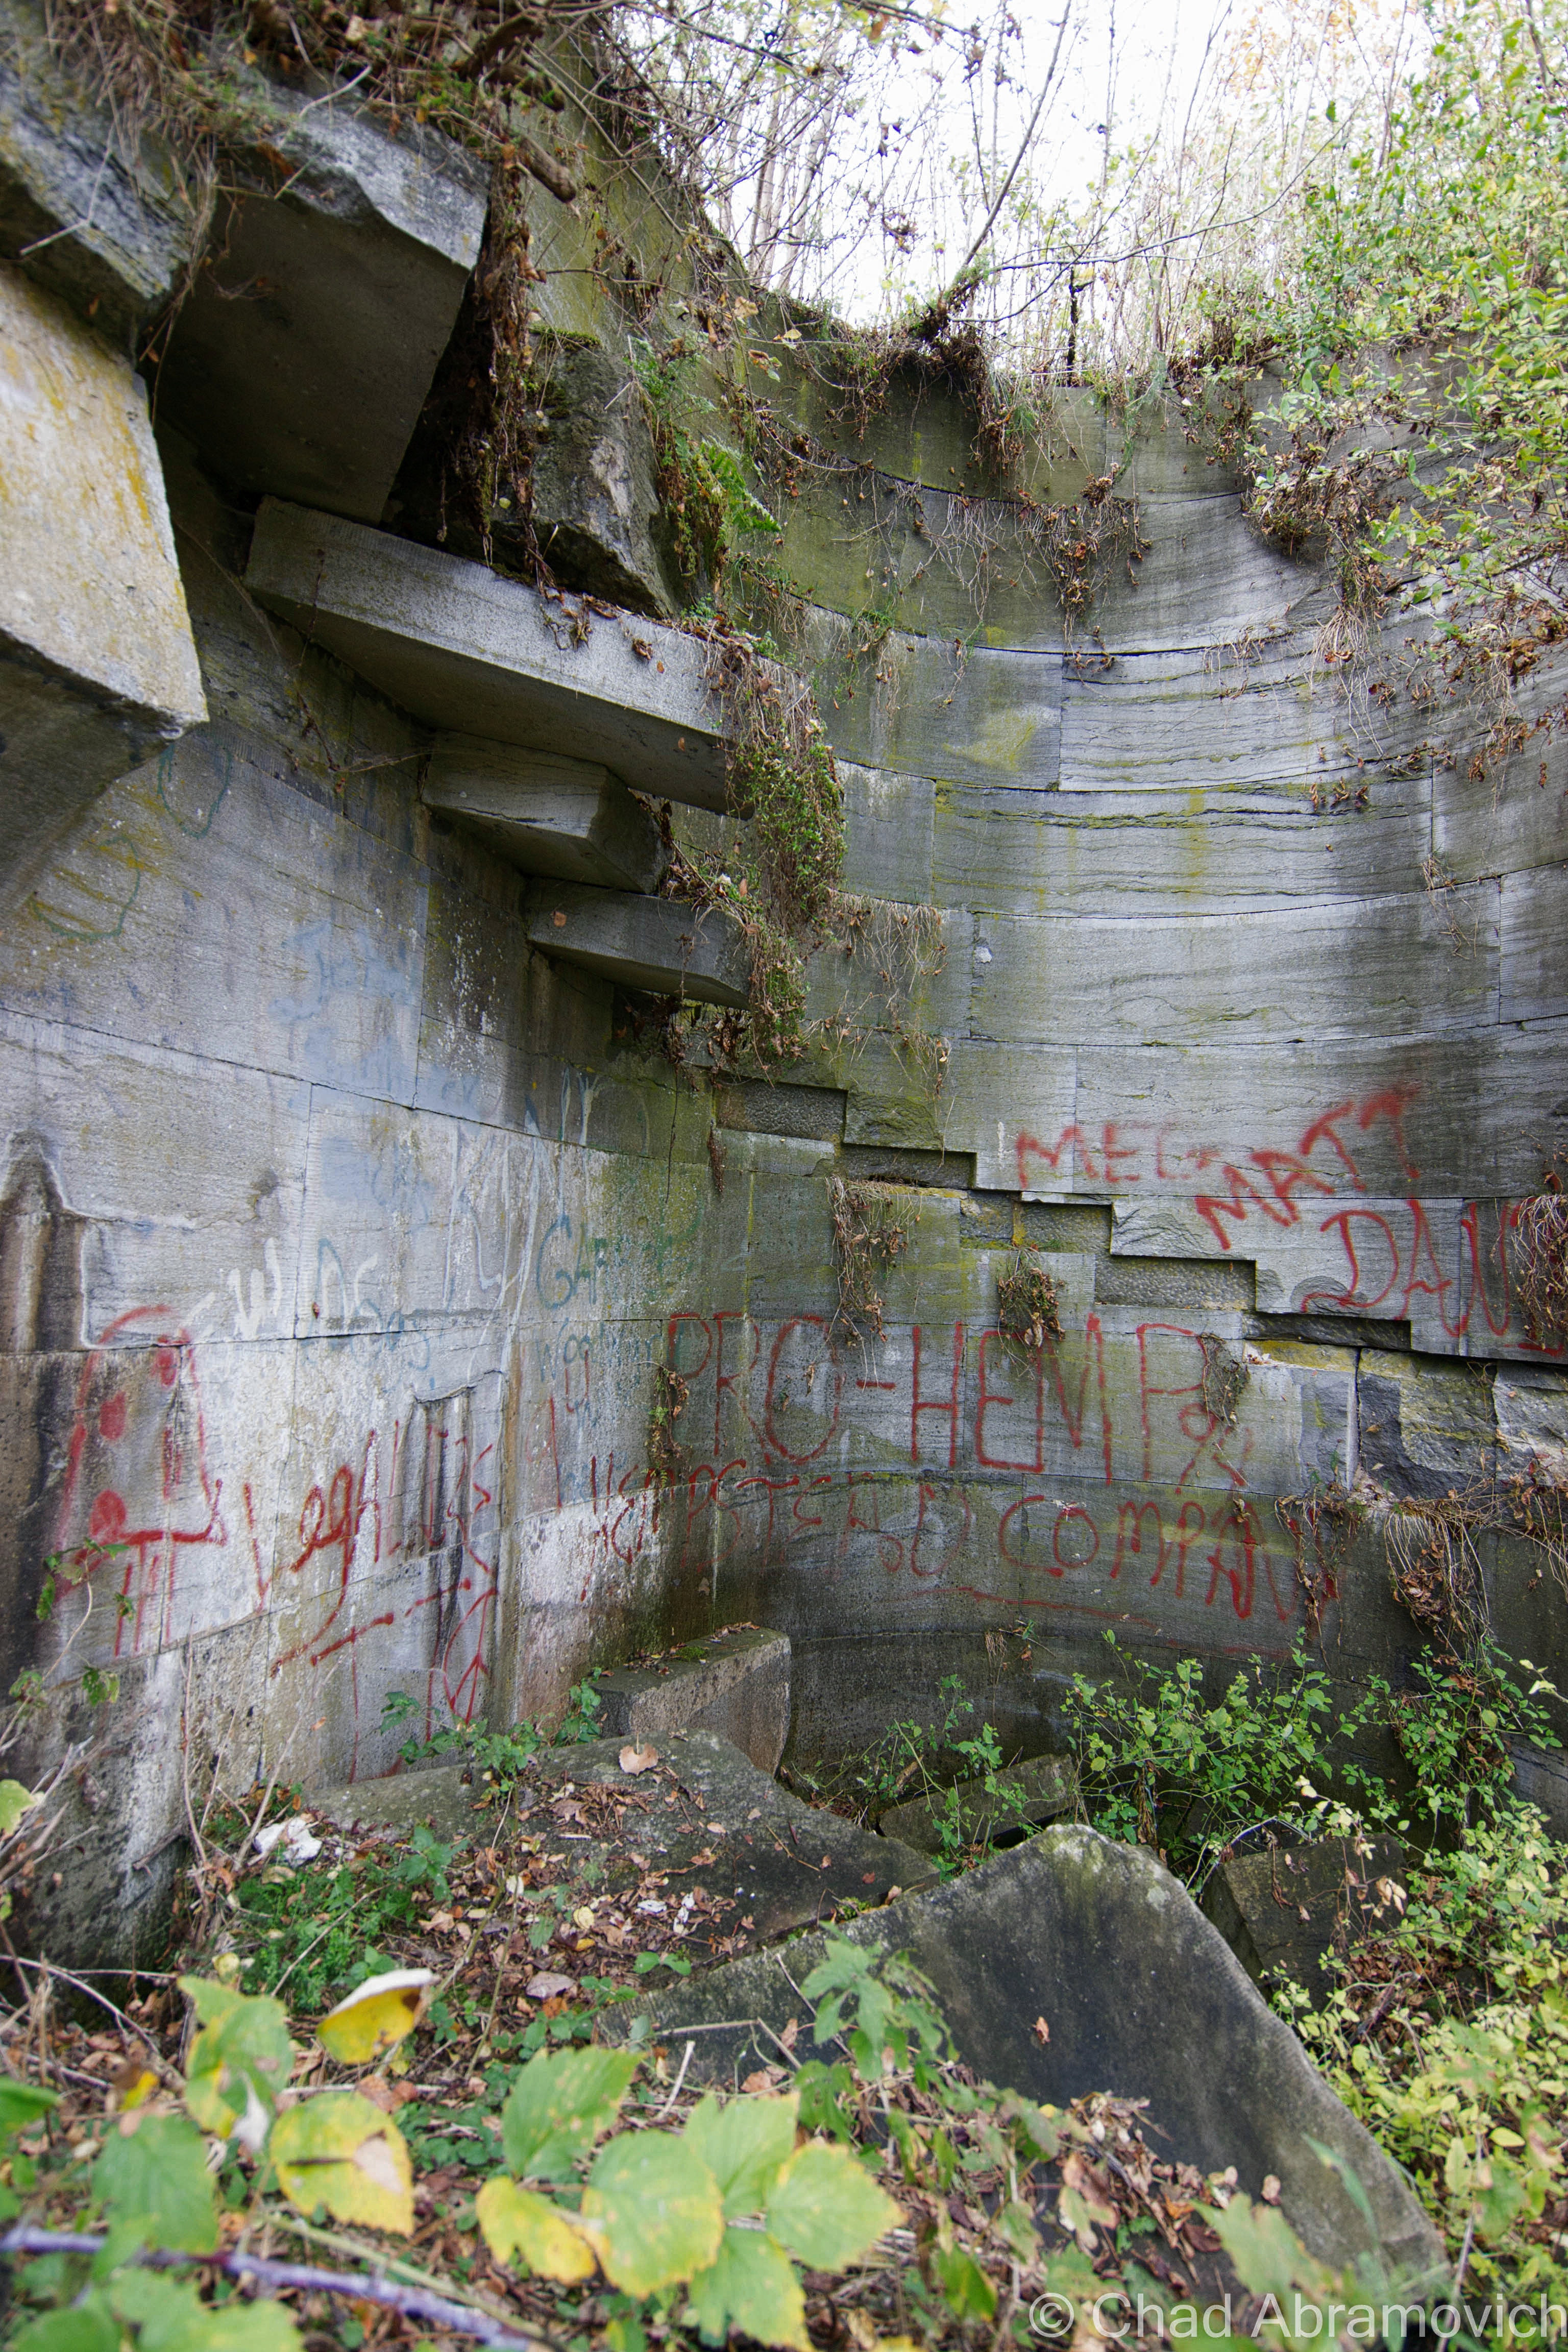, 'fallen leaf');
1033,2016,1050,2045
526,1972,575,2001
620,1743,658,1774
271,2091,414,2234
317,1970,433,2067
